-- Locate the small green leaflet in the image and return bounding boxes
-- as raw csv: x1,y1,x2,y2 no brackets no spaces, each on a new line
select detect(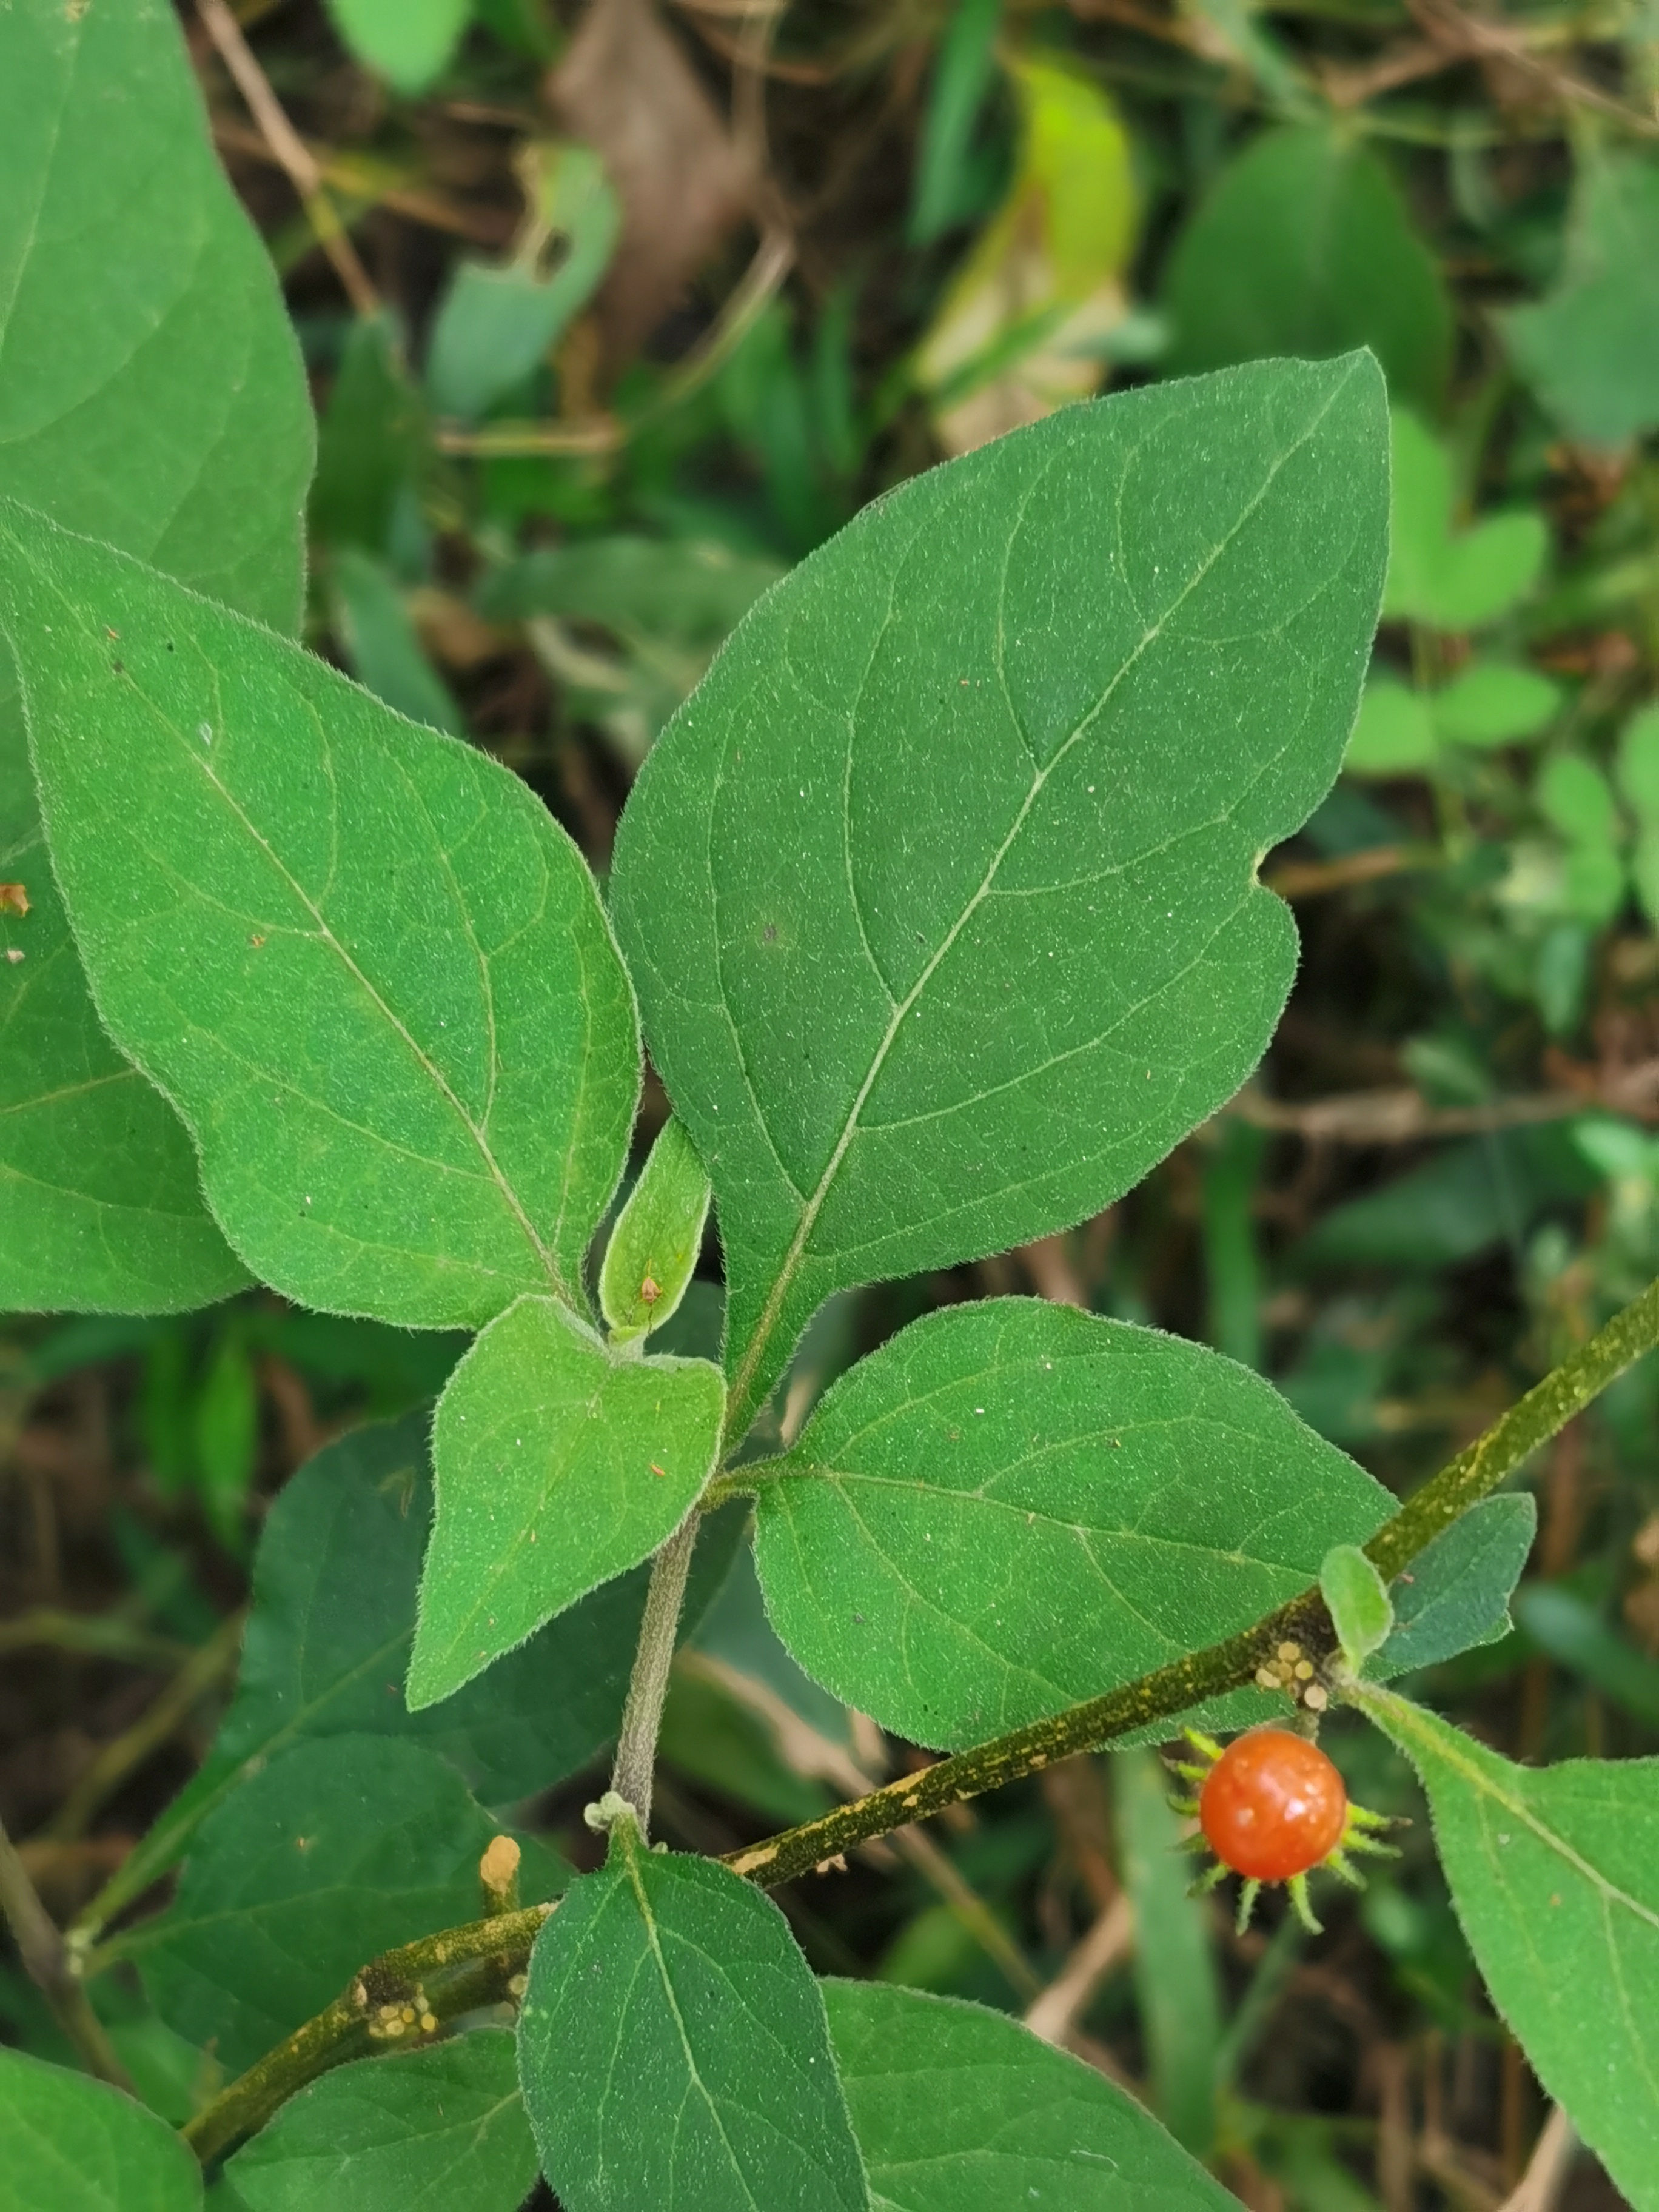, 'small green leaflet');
520,1825,869,2212
0,0,312,1315
411,1296,724,1706
1383,410,1546,632
0,2047,203,2212
822,1981,1239,2210
1371,1493,1535,1678
1320,1543,1393,1667
748,1300,1391,1748
612,355,1389,1439
600,1116,712,1342
323,0,472,95
228,2030,537,2212
1352,1681,1659,2210
126,1735,538,2074
2,503,639,1330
